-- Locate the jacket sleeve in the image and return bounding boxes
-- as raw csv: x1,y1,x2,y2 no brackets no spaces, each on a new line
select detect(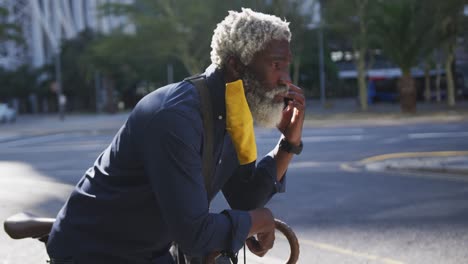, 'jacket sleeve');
140,110,251,256
222,149,287,211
